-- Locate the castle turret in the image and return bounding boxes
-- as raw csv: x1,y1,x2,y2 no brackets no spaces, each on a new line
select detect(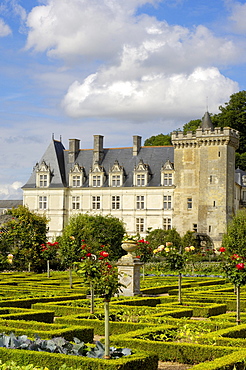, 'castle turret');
171,113,239,248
